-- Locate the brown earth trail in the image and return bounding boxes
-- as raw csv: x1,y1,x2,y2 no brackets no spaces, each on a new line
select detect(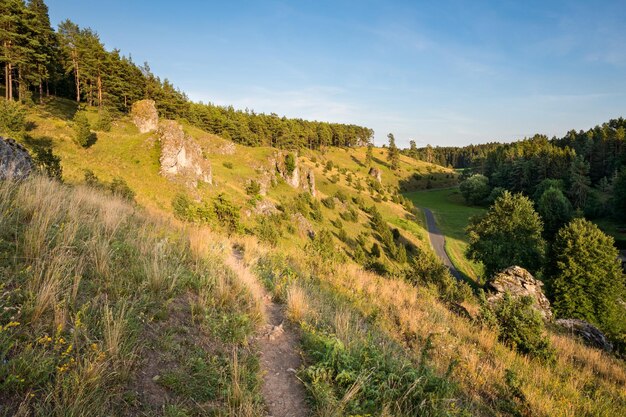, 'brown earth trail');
226,249,309,417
